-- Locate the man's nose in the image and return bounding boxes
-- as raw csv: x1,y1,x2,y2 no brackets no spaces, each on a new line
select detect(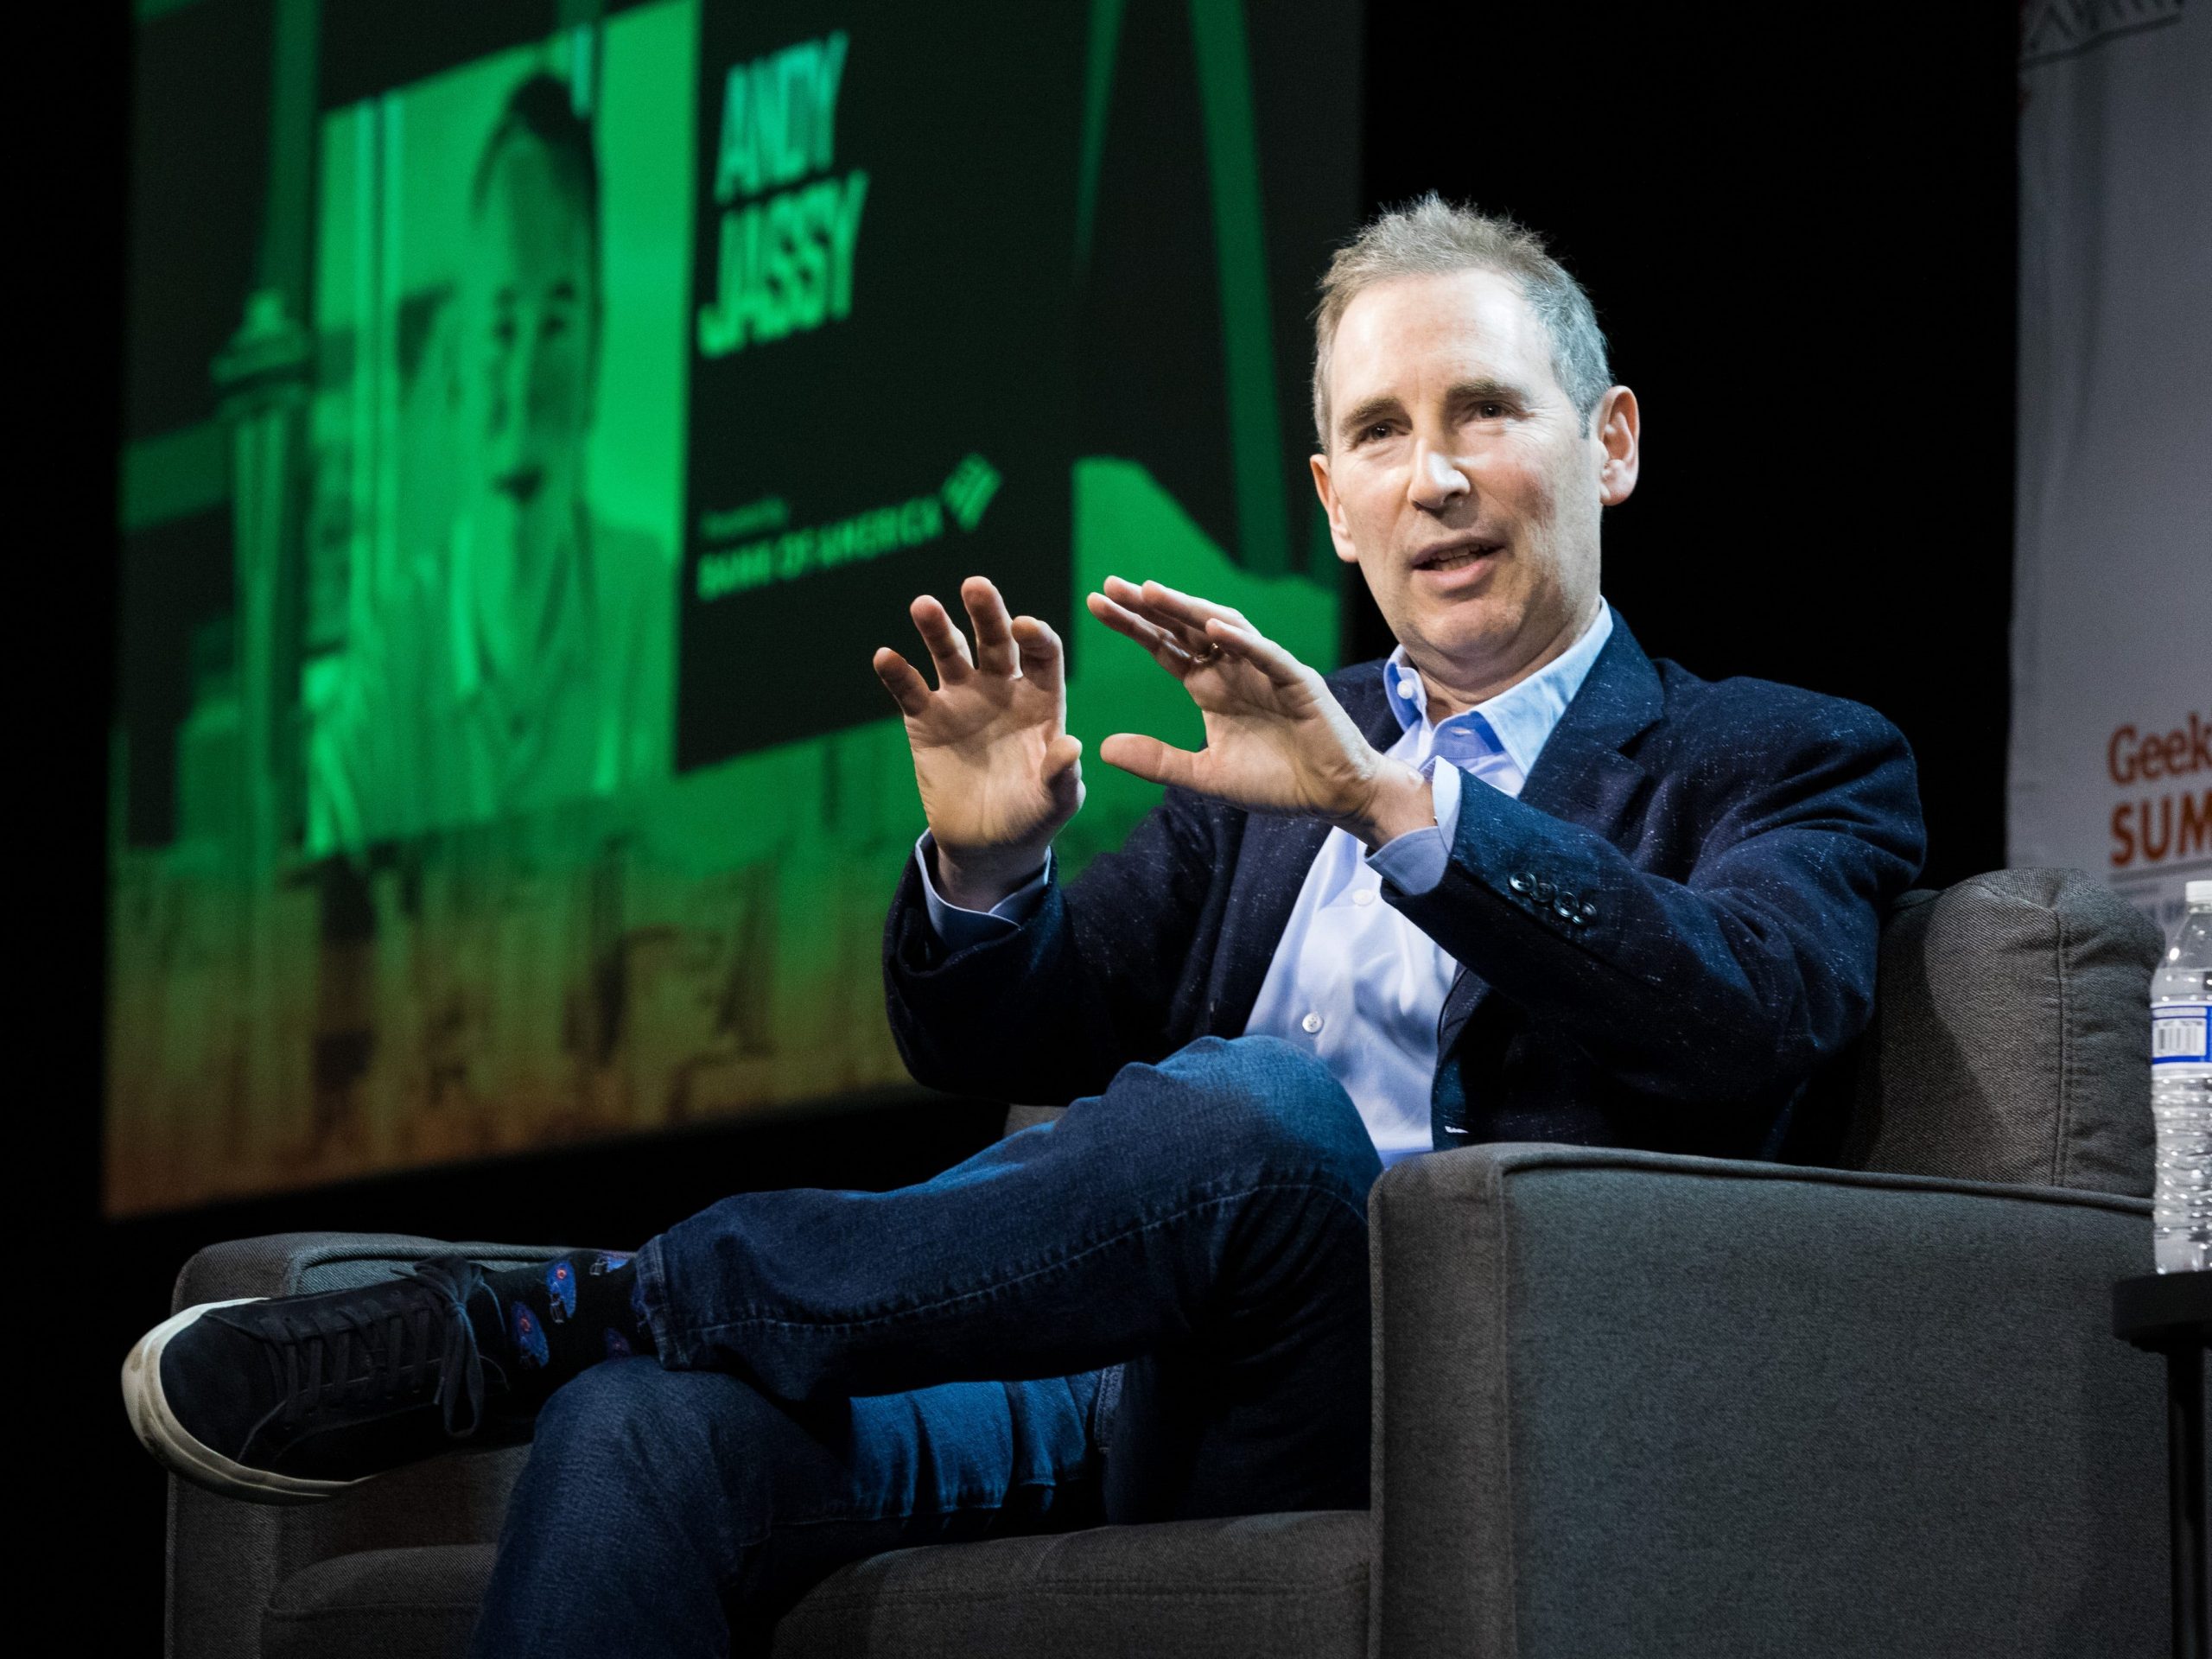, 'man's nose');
511,330,543,421
486,342,529,438
1408,441,1470,511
